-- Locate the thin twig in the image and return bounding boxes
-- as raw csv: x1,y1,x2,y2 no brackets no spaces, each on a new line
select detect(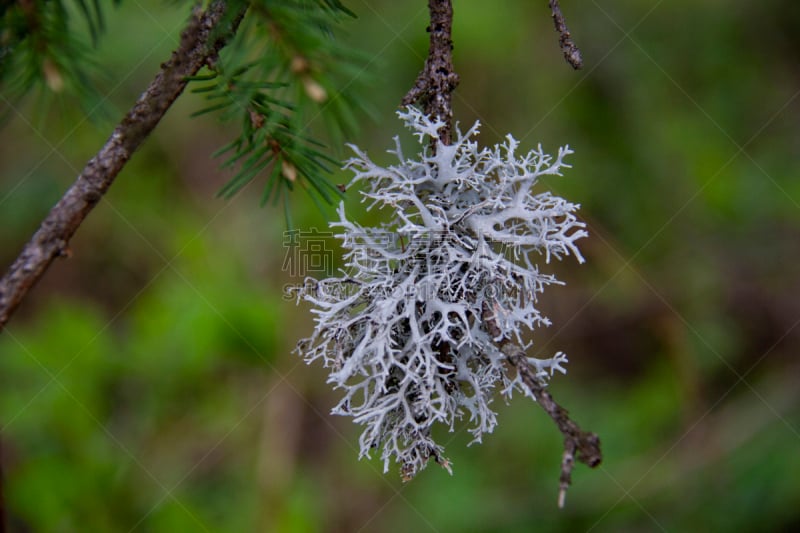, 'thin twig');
401,0,459,145
549,0,583,70
404,0,597,501
483,302,601,507
0,1,246,331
